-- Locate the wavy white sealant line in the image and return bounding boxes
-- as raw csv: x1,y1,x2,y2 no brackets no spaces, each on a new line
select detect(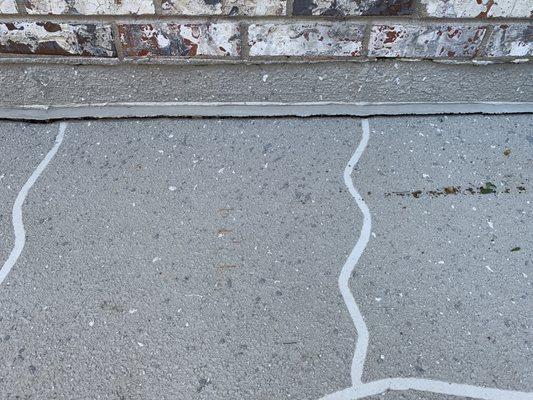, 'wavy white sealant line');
0,122,66,286
340,118,372,385
320,119,533,400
